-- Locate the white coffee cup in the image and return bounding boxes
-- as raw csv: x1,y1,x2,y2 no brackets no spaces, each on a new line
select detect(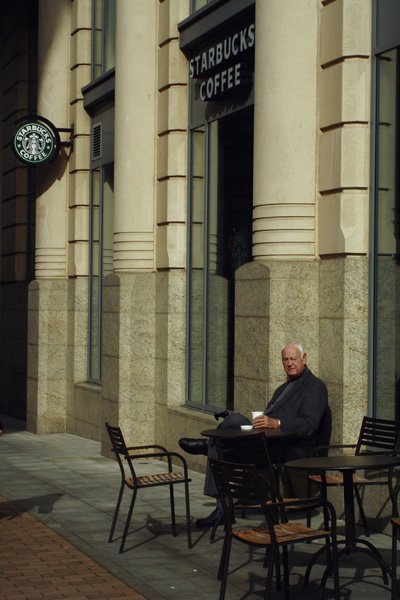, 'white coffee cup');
252,411,264,420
